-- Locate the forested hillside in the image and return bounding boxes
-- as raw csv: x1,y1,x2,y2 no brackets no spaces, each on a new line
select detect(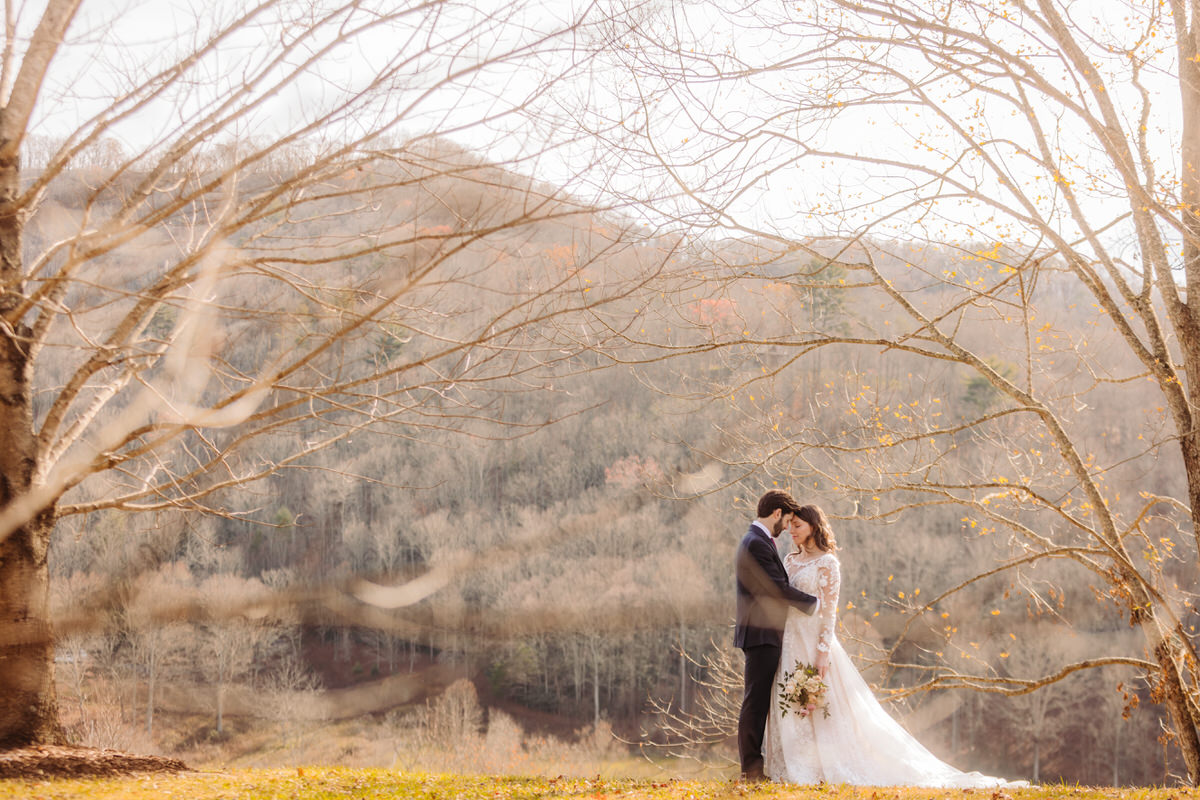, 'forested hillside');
41,149,1185,786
